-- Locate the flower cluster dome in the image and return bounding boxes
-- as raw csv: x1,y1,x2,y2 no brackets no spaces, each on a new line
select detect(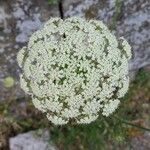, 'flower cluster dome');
17,17,131,125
